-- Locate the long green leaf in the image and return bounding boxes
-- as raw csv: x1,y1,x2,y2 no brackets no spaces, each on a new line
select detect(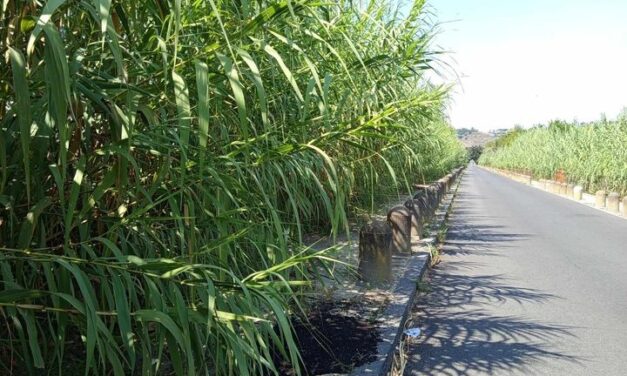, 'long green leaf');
8,47,32,204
